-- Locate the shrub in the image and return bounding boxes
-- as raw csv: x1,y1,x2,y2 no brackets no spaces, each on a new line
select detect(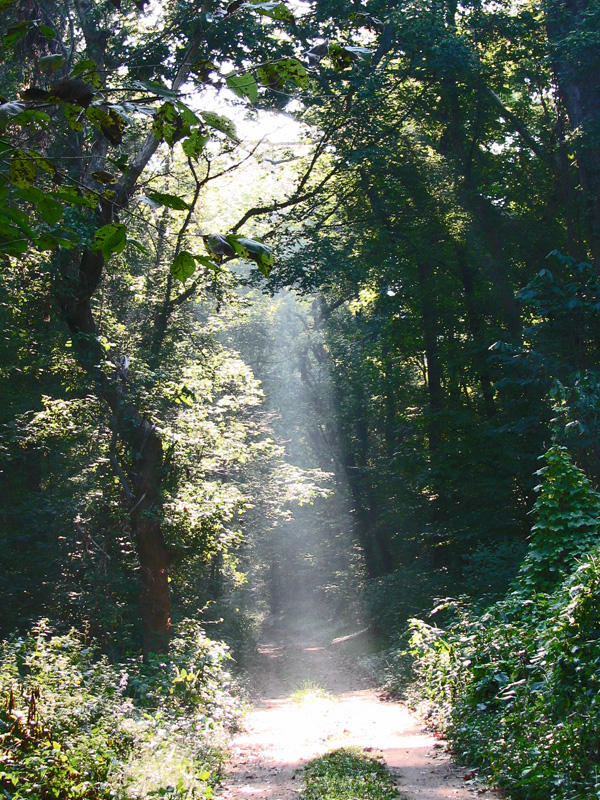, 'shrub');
407,446,600,799
0,619,241,800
